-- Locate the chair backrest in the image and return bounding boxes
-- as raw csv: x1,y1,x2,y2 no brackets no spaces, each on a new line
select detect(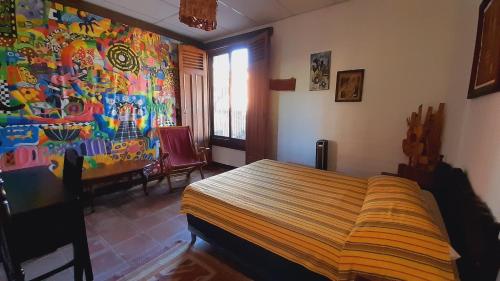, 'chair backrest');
157,126,197,166
63,148,84,197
